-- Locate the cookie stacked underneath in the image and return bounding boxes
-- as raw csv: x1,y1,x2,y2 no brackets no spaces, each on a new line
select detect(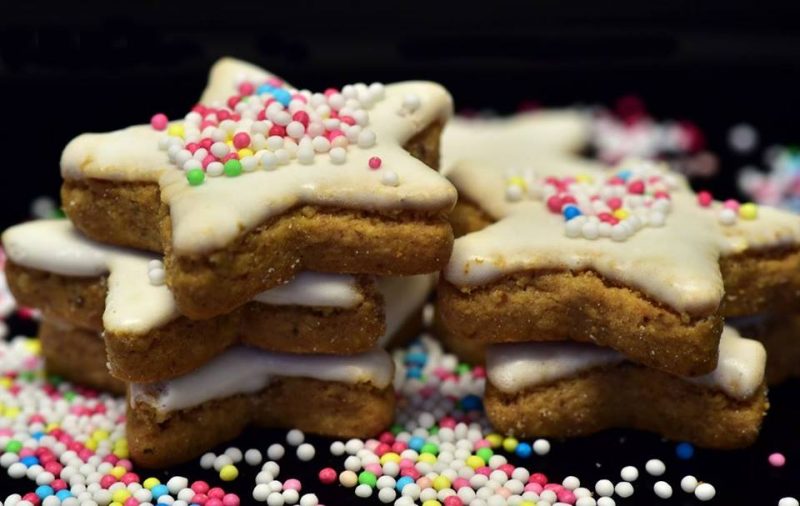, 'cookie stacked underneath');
2,57,455,467
436,113,800,447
